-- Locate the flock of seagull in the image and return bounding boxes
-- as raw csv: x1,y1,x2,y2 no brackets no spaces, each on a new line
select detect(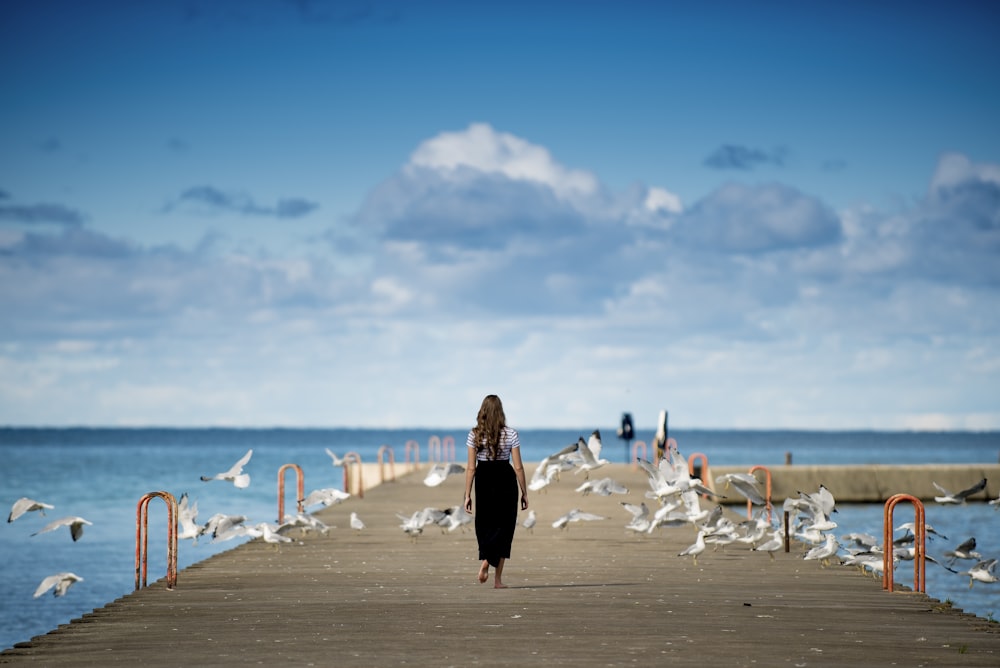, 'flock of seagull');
8,447,362,599
514,431,999,591
9,434,999,602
